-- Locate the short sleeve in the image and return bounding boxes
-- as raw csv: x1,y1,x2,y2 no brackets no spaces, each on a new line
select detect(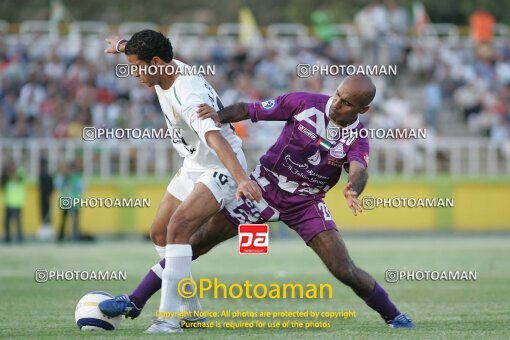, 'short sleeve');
248,93,304,122
175,79,221,146
347,136,370,168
